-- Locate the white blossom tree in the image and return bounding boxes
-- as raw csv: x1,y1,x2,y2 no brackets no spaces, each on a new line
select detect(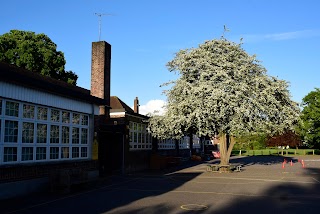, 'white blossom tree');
149,37,300,166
